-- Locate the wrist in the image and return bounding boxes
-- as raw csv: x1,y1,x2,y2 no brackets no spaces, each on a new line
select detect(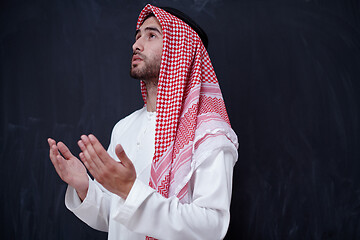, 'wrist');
117,180,135,200
76,187,88,202
75,177,89,202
